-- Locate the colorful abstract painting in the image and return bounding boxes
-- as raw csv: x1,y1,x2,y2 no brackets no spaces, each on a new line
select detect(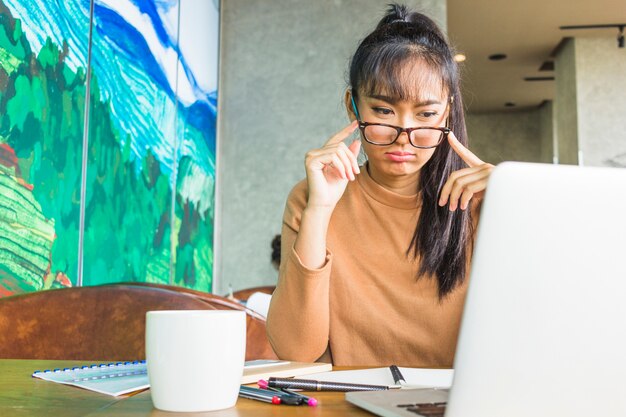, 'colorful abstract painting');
0,0,217,297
